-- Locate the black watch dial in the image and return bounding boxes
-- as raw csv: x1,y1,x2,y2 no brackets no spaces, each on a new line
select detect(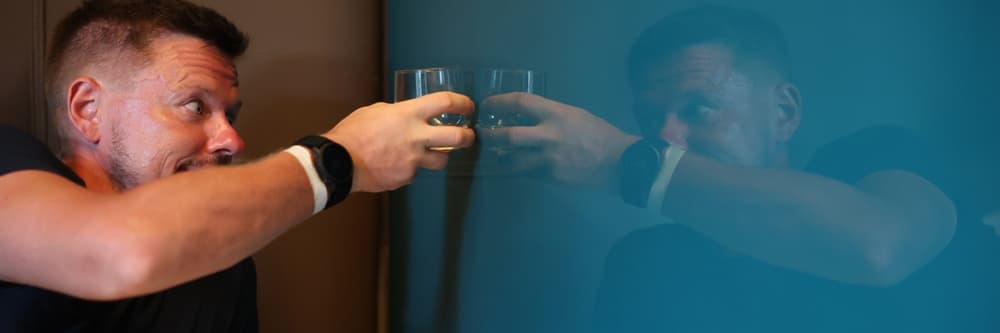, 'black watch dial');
618,139,667,208
294,135,354,209
318,143,353,184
